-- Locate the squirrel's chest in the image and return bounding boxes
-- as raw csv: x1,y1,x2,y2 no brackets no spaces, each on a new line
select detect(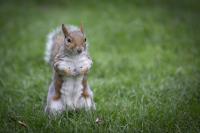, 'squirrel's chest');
63,55,90,69
60,55,89,95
